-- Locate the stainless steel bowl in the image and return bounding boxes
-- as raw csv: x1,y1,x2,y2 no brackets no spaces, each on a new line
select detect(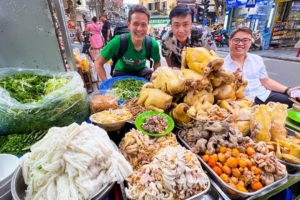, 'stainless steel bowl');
11,166,115,200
